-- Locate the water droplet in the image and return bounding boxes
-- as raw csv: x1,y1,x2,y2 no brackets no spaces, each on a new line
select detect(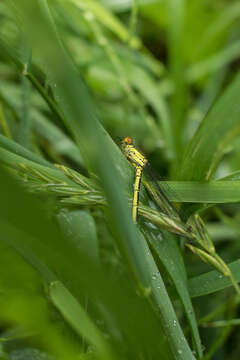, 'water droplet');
173,319,177,327
157,233,163,242
152,271,160,280
178,349,183,355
